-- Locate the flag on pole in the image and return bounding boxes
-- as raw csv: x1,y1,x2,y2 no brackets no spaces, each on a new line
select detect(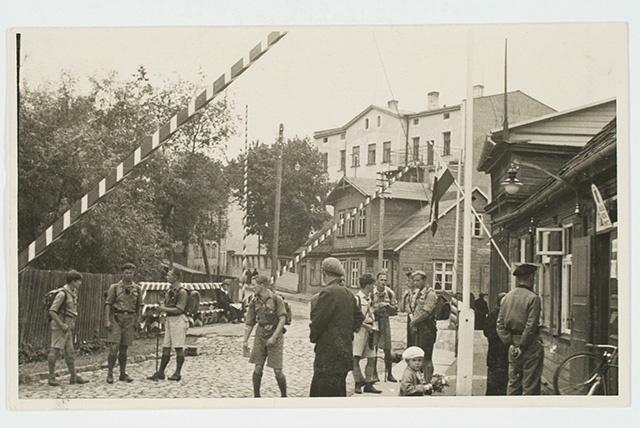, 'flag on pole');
430,165,455,235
